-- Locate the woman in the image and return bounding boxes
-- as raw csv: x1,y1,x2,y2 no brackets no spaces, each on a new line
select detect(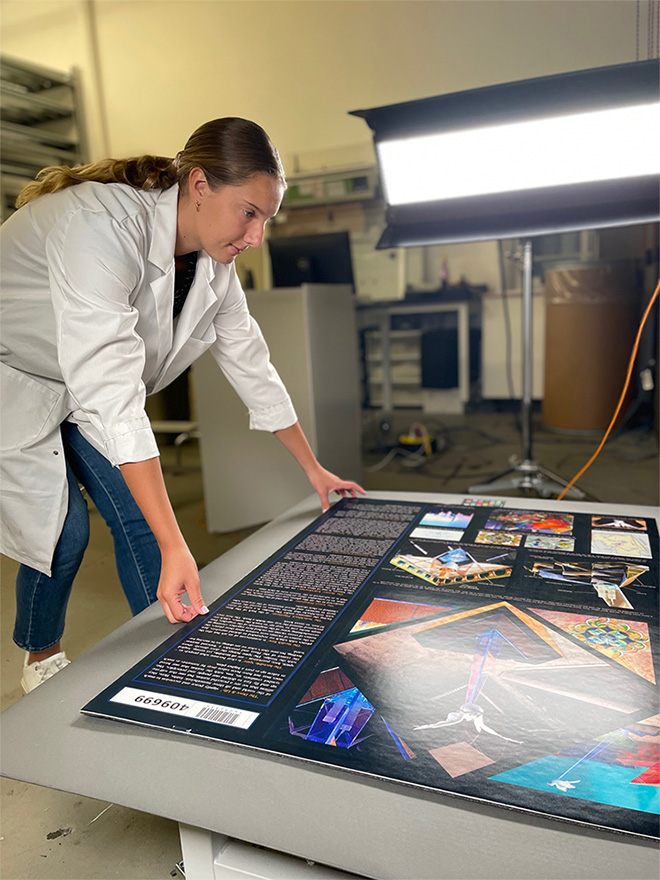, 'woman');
0,117,364,693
